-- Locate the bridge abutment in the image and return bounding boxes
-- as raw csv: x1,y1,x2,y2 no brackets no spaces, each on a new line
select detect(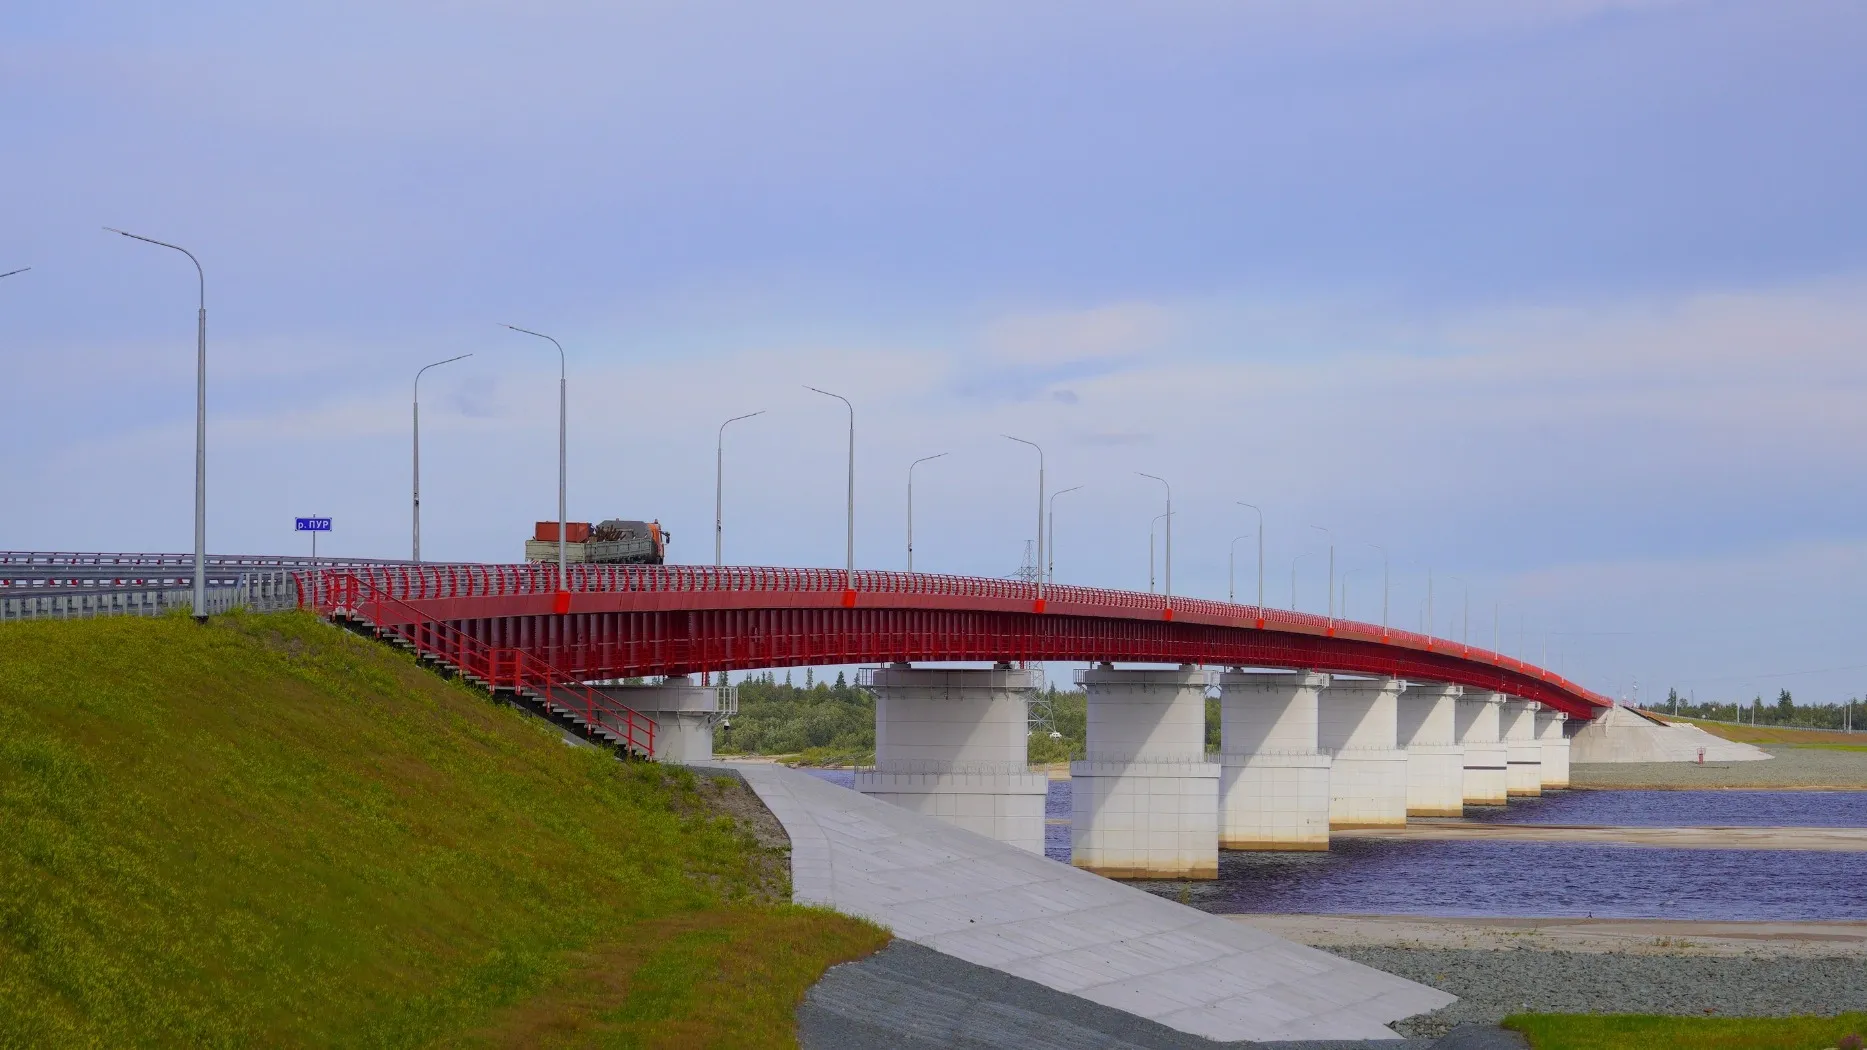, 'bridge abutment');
1503,699,1544,797
594,676,720,763
1071,664,1220,879
1397,682,1464,818
1455,691,1510,806
1536,709,1571,789
1319,677,1410,828
854,664,1049,854
1214,670,1332,851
